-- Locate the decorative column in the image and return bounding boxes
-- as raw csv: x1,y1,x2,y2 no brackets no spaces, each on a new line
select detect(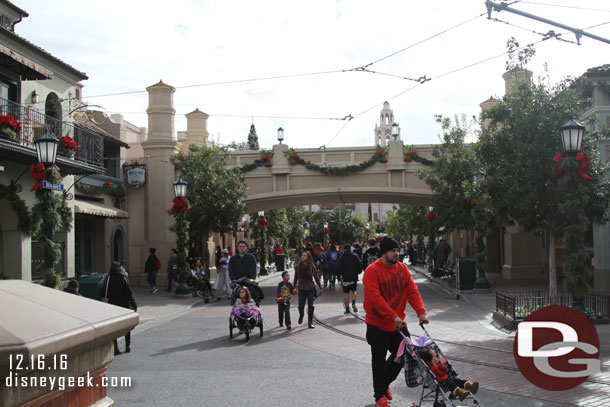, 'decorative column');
140,81,182,283
183,108,209,152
